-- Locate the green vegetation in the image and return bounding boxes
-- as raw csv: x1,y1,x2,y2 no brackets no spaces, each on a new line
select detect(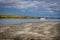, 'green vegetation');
1,14,60,19
0,14,40,19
